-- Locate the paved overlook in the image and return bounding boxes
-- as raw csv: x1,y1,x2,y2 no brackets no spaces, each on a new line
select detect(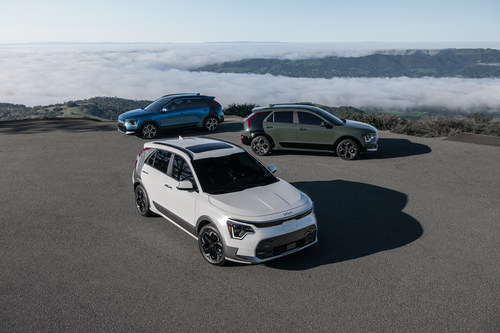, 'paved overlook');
0,118,498,332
